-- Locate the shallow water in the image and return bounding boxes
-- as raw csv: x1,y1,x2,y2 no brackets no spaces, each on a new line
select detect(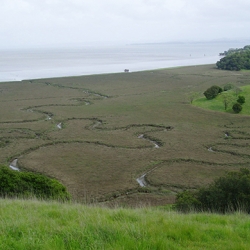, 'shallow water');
9,159,20,171
0,41,247,82
137,174,147,187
